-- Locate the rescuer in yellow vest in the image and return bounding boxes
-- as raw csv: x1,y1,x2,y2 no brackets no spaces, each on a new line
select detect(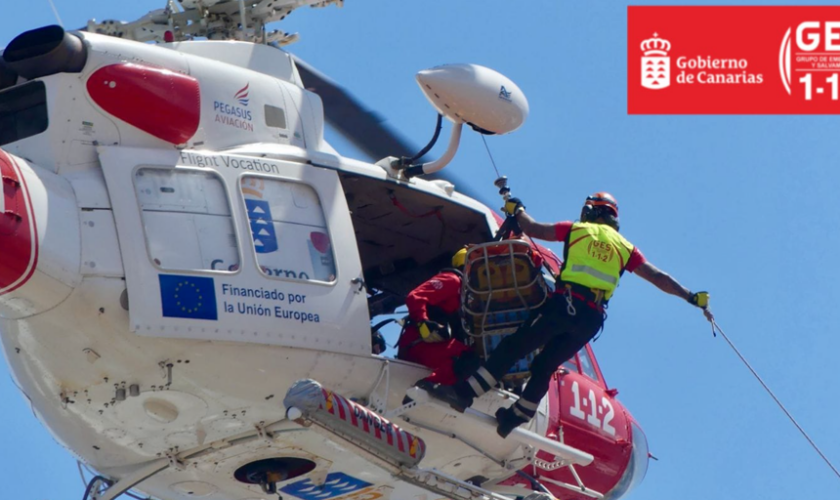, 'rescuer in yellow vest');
427,192,713,438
